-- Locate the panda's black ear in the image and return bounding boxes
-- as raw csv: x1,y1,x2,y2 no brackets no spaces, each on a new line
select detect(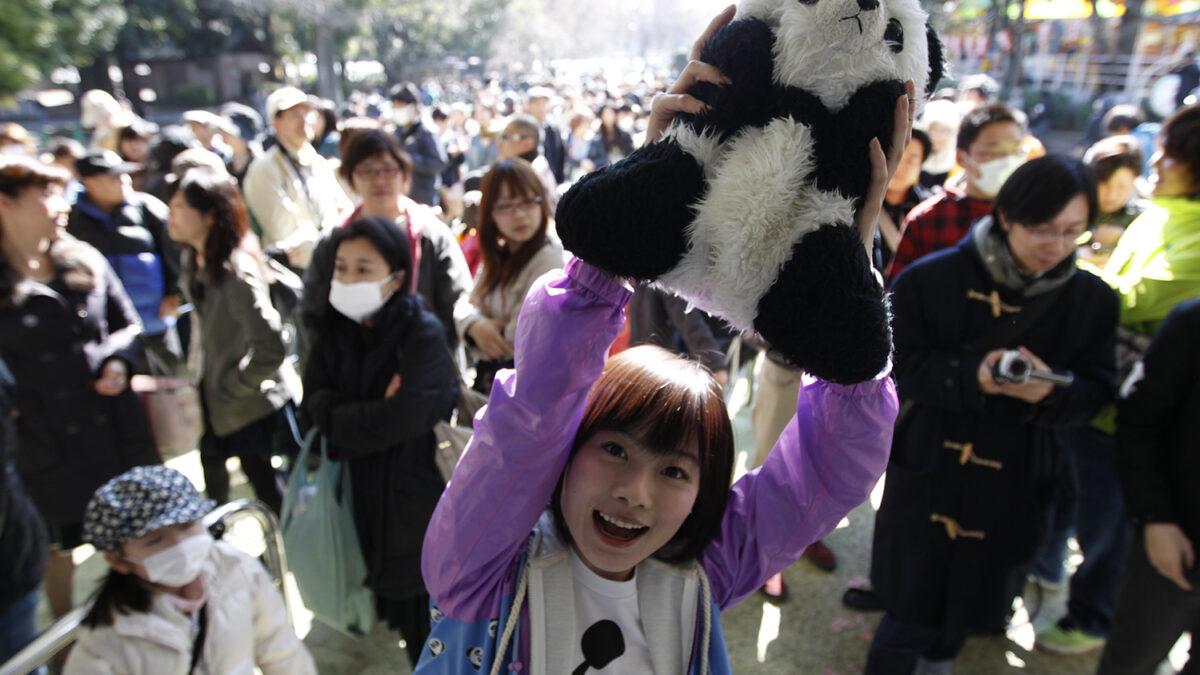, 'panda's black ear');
925,22,946,96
